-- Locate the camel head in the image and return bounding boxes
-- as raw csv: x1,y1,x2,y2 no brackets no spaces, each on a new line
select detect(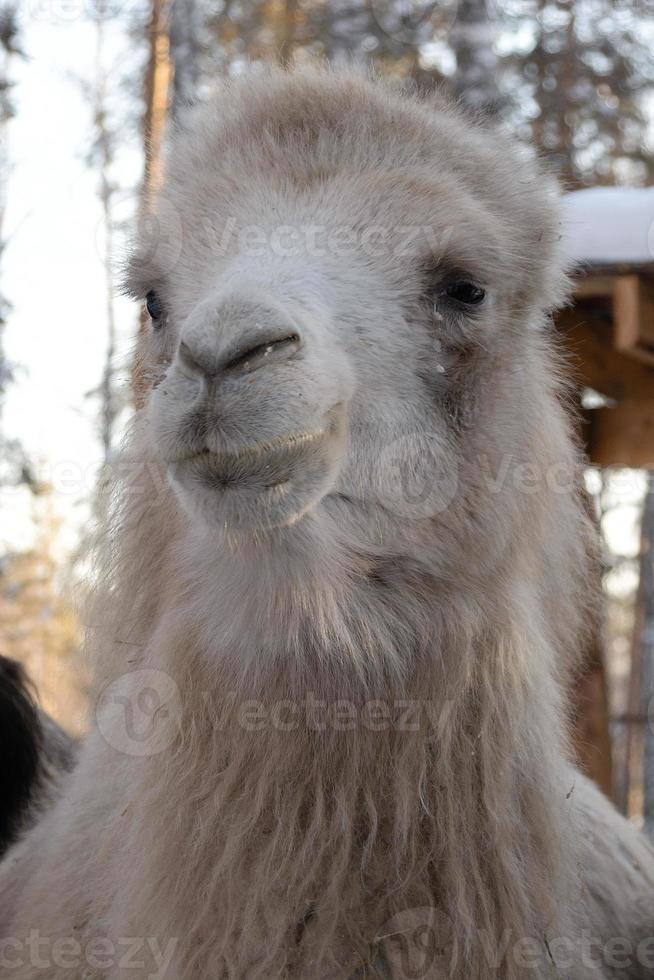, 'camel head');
126,67,572,554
